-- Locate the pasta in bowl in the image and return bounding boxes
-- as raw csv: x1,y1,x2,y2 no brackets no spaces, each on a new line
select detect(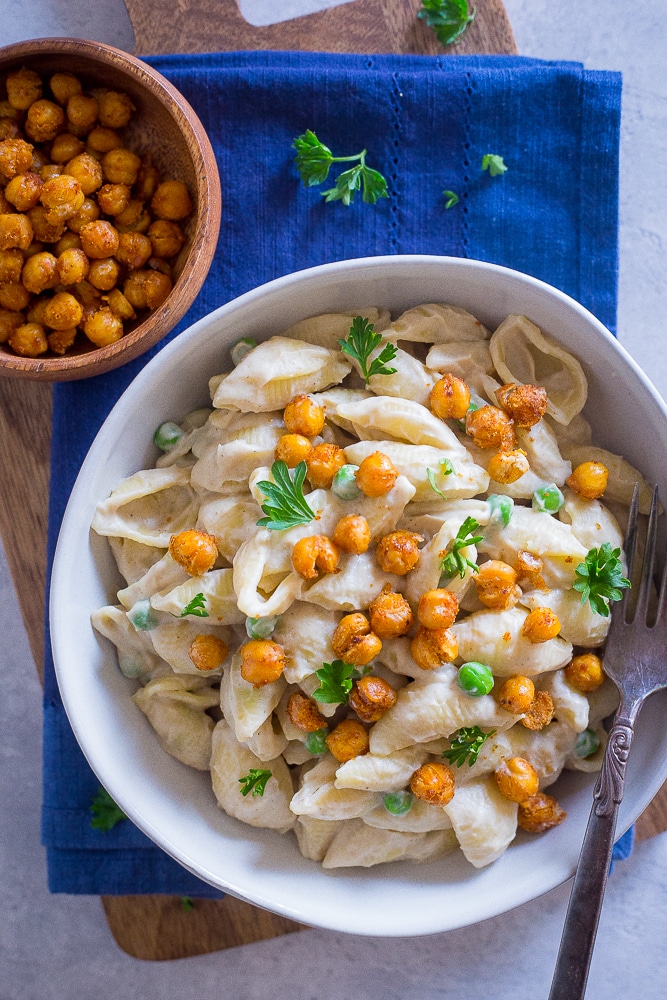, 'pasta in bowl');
50,256,667,935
